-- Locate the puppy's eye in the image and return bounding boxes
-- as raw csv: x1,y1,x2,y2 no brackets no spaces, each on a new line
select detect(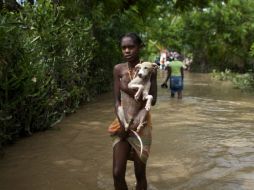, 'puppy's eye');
144,67,148,69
